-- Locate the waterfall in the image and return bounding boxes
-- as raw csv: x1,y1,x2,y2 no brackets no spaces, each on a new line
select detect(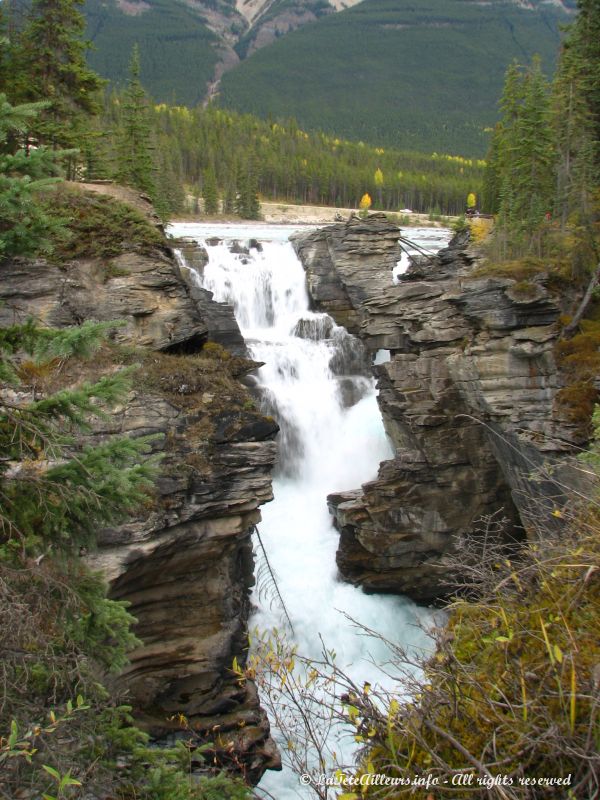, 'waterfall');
169,223,446,798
